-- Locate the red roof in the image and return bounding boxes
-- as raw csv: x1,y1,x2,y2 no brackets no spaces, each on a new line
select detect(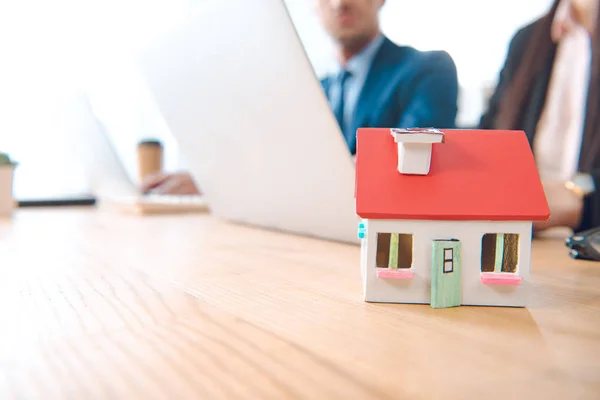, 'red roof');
355,129,550,221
